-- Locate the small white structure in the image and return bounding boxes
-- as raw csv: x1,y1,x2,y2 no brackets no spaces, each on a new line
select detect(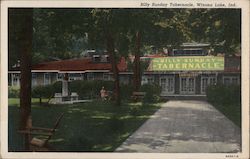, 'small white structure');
62,80,69,96
49,74,91,104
